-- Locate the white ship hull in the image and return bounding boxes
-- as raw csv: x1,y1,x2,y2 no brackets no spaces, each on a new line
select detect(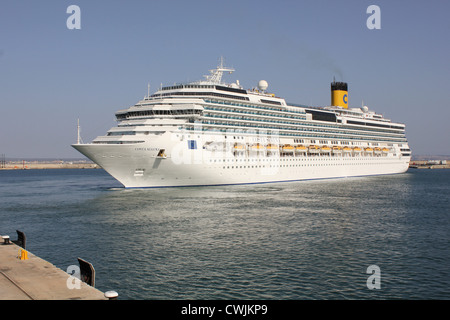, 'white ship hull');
72,133,410,188
72,60,411,188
